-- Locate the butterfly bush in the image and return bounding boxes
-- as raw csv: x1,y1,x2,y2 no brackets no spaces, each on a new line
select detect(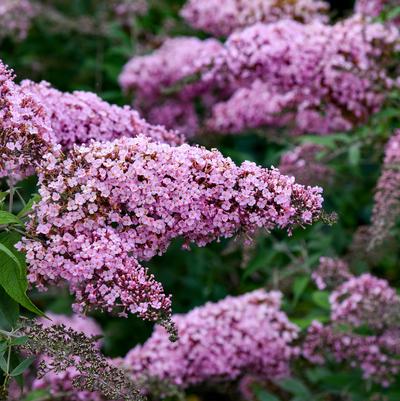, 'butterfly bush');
20,80,183,150
208,16,399,135
0,0,36,40
304,274,400,386
120,16,399,137
355,0,399,22
279,144,333,186
30,313,104,401
311,257,353,290
119,37,223,102
19,135,323,331
303,321,400,387
113,0,148,28
369,130,400,249
124,290,300,390
0,61,56,181
330,273,400,330
180,0,329,37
